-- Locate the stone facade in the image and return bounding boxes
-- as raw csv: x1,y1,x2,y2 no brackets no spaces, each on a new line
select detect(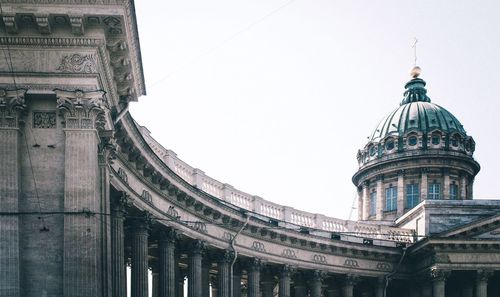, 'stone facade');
0,1,498,297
